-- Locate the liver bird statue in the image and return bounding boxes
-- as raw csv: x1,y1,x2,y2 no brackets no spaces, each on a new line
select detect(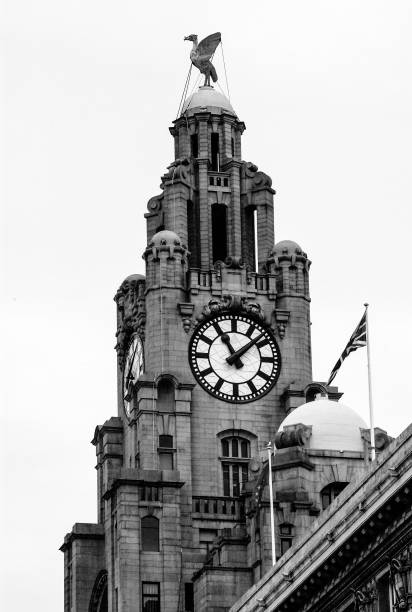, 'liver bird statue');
184,32,221,86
